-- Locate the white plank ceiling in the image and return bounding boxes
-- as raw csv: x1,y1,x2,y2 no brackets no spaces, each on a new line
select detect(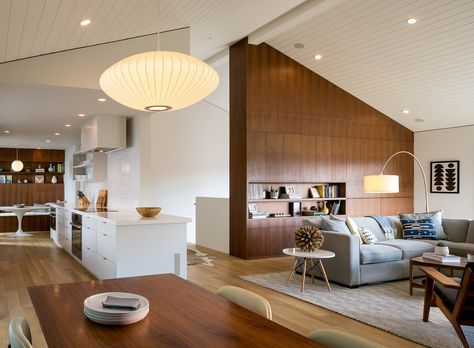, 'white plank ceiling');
0,0,303,62
266,0,474,132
